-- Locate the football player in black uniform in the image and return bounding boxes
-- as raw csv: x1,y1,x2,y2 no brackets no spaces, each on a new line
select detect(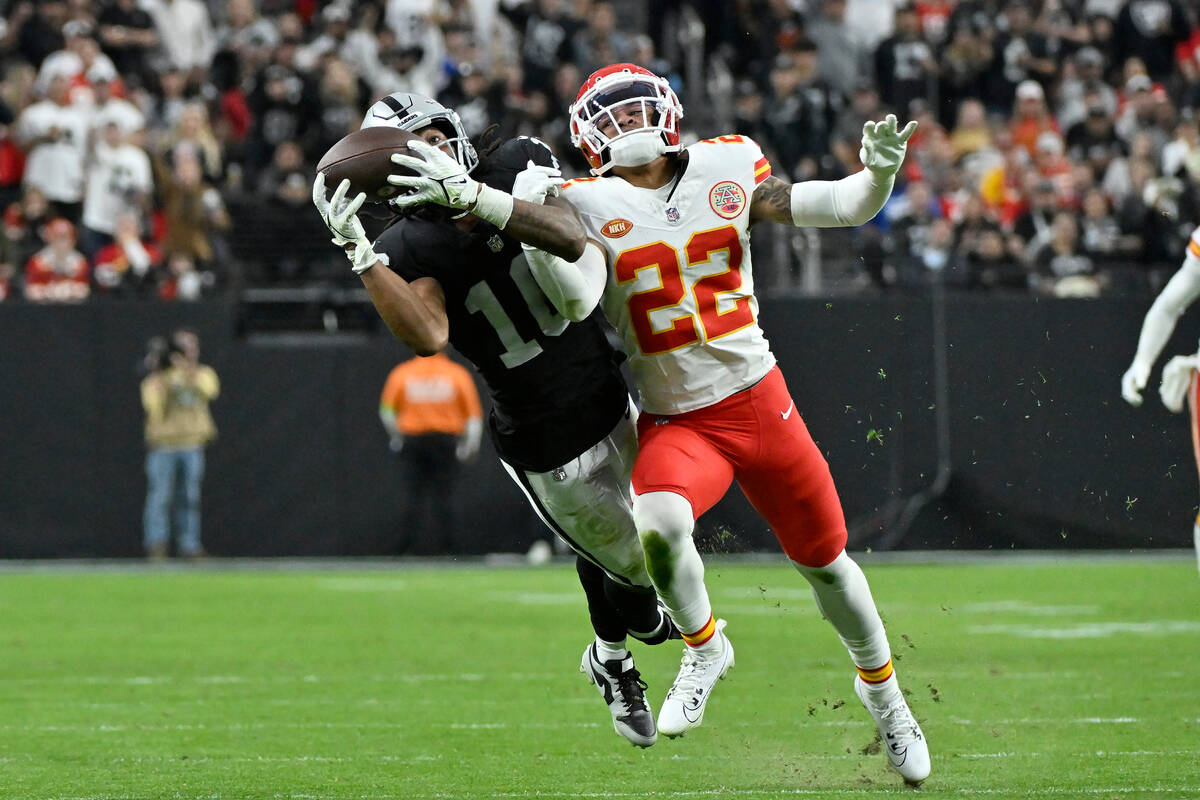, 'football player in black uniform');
311,93,675,747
